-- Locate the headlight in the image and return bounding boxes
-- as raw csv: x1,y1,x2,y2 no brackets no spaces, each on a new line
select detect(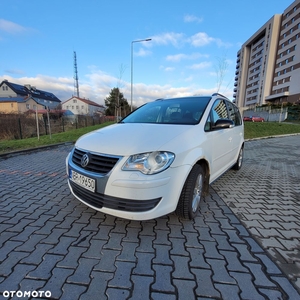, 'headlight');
122,151,175,175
